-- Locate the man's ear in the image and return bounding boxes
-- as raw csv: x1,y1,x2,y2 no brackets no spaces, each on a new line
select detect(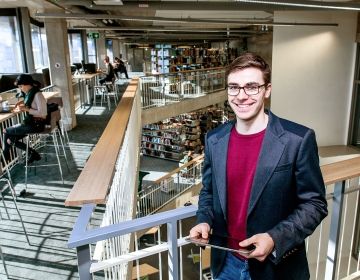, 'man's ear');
265,83,271,98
